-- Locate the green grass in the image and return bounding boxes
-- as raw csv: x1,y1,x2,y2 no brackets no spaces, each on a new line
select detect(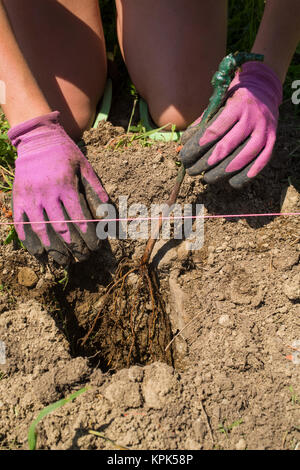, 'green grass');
88,430,130,450
112,122,177,149
218,418,244,439
28,387,88,450
289,386,300,406
57,268,69,290
4,226,20,245
227,0,265,52
0,111,17,187
0,112,16,165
